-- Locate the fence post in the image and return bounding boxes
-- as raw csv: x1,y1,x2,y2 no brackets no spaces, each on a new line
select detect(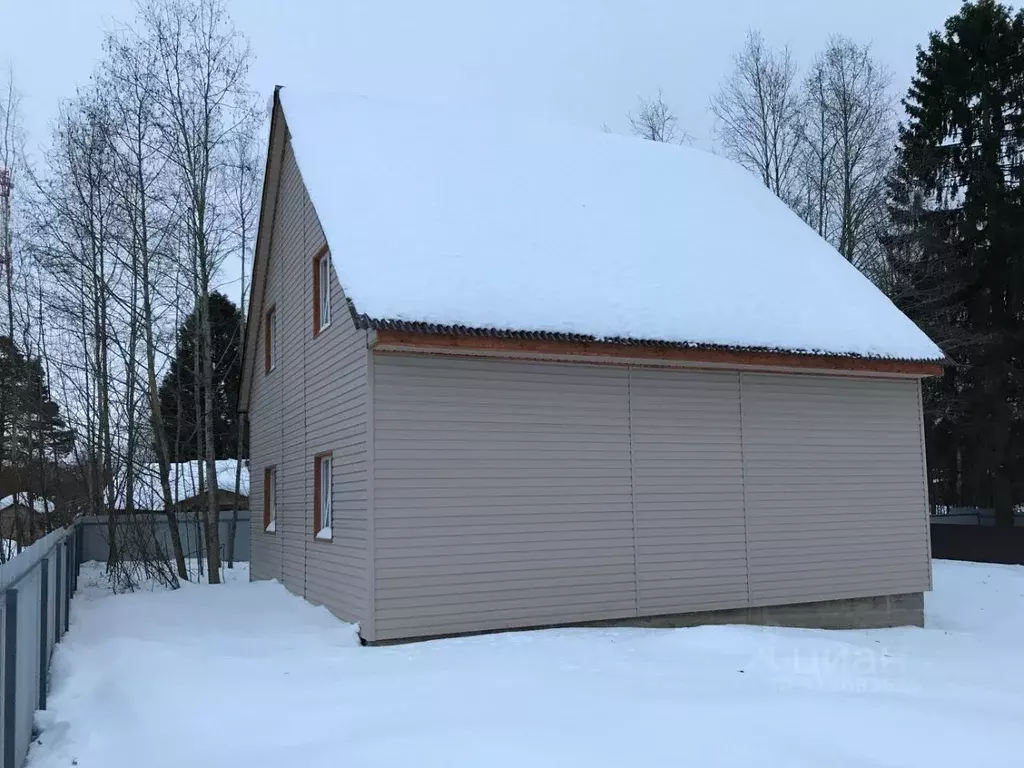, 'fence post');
54,552,62,642
75,525,83,589
69,530,76,593
3,589,18,768
38,558,49,711
64,542,71,634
